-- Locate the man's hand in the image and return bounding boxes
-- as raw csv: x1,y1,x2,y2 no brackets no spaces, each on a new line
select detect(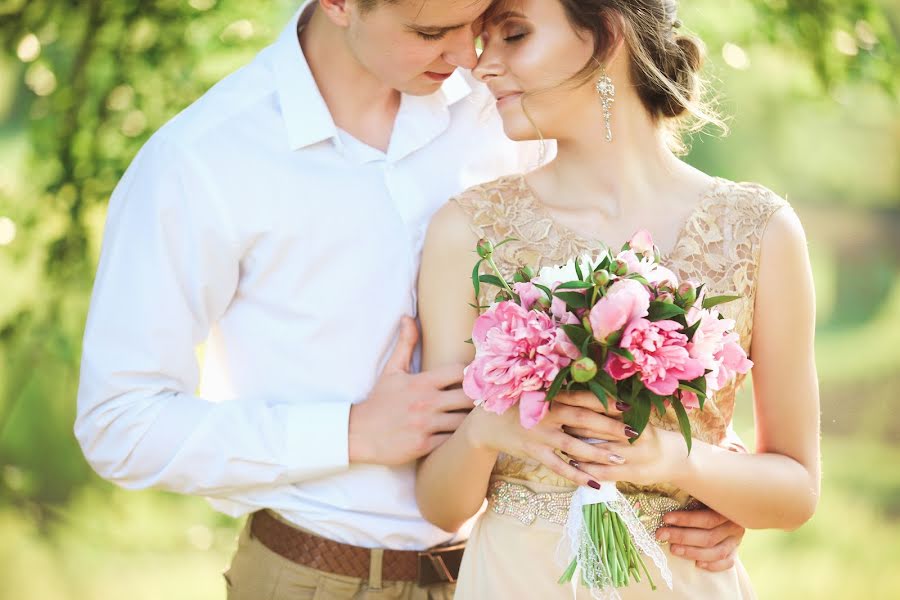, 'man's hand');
655,508,746,571
348,317,473,466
